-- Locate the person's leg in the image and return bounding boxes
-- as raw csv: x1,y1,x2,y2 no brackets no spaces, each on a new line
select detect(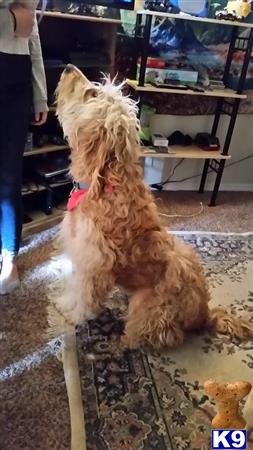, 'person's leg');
0,53,32,294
